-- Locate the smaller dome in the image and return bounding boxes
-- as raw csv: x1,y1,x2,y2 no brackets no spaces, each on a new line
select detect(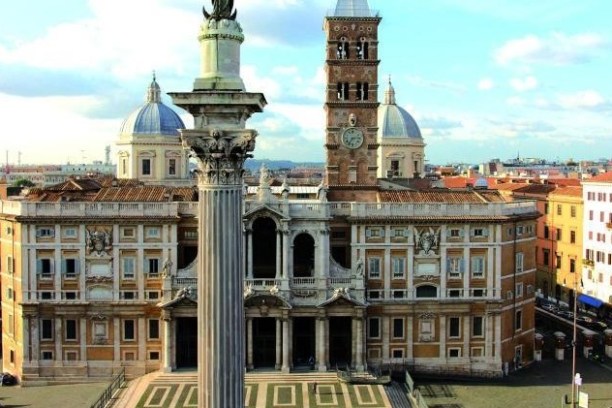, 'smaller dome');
378,79,422,139
120,75,185,136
